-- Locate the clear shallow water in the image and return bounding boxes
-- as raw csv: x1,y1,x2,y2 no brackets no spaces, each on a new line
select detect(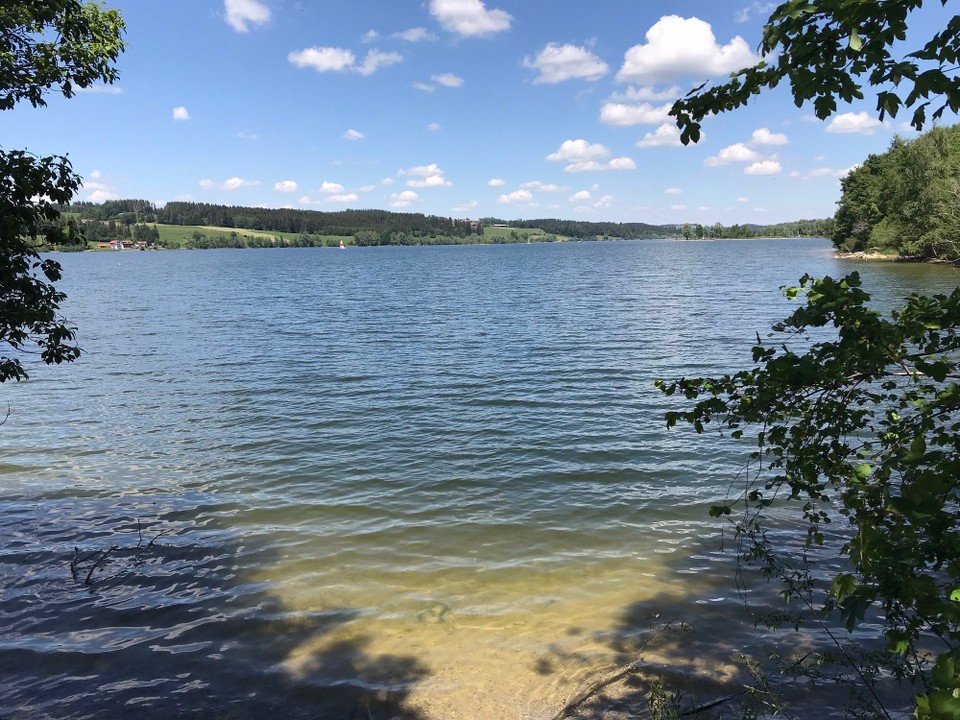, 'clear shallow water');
1,239,957,718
